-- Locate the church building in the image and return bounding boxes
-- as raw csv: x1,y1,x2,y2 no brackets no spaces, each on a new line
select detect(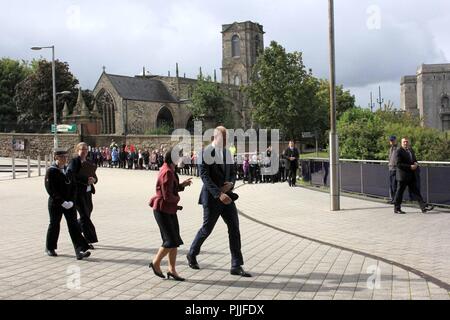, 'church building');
63,21,265,135
401,63,450,131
